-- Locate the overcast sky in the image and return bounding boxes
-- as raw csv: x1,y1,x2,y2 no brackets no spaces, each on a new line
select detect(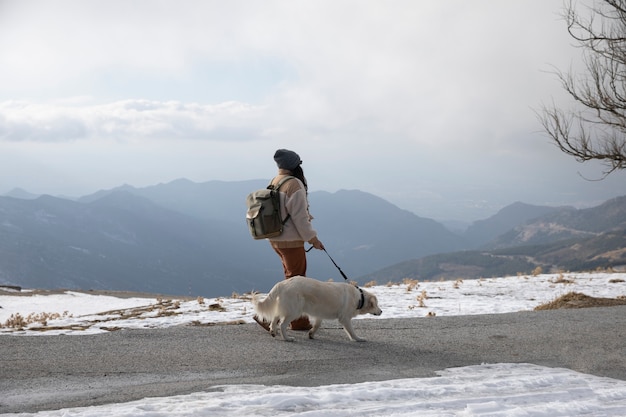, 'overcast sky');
0,0,624,222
